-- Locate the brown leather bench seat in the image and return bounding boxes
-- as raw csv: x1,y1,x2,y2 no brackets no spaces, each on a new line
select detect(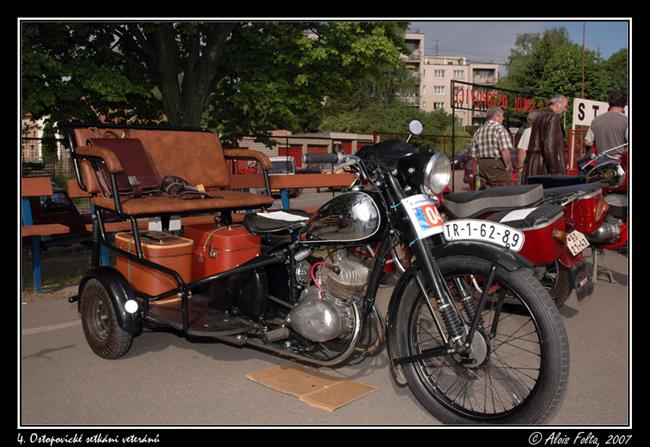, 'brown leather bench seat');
92,189,273,216
70,125,275,217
